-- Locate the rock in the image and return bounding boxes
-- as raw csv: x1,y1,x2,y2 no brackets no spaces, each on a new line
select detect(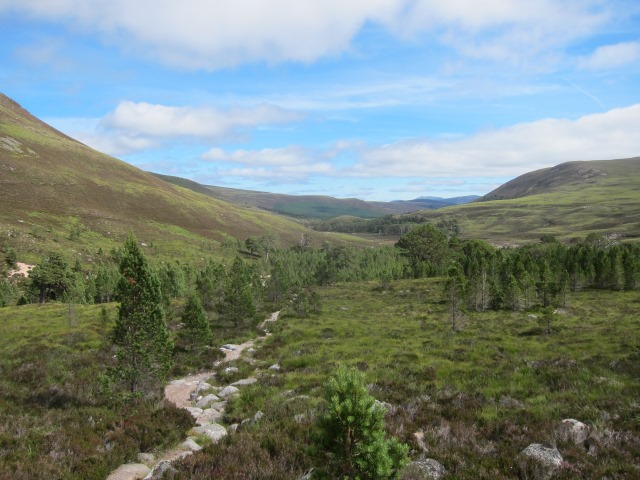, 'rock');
269,363,281,371
528,314,538,319
253,411,264,422
247,347,256,354
192,423,227,443
190,381,213,400
294,413,307,423
403,457,447,479
557,419,589,445
195,394,220,409
182,438,203,452
196,408,224,425
231,377,258,386
143,460,177,480
218,386,240,399
221,344,237,351
209,401,227,411
228,423,239,432
518,443,563,480
185,407,203,418
224,366,239,374
106,463,151,480
137,453,155,465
